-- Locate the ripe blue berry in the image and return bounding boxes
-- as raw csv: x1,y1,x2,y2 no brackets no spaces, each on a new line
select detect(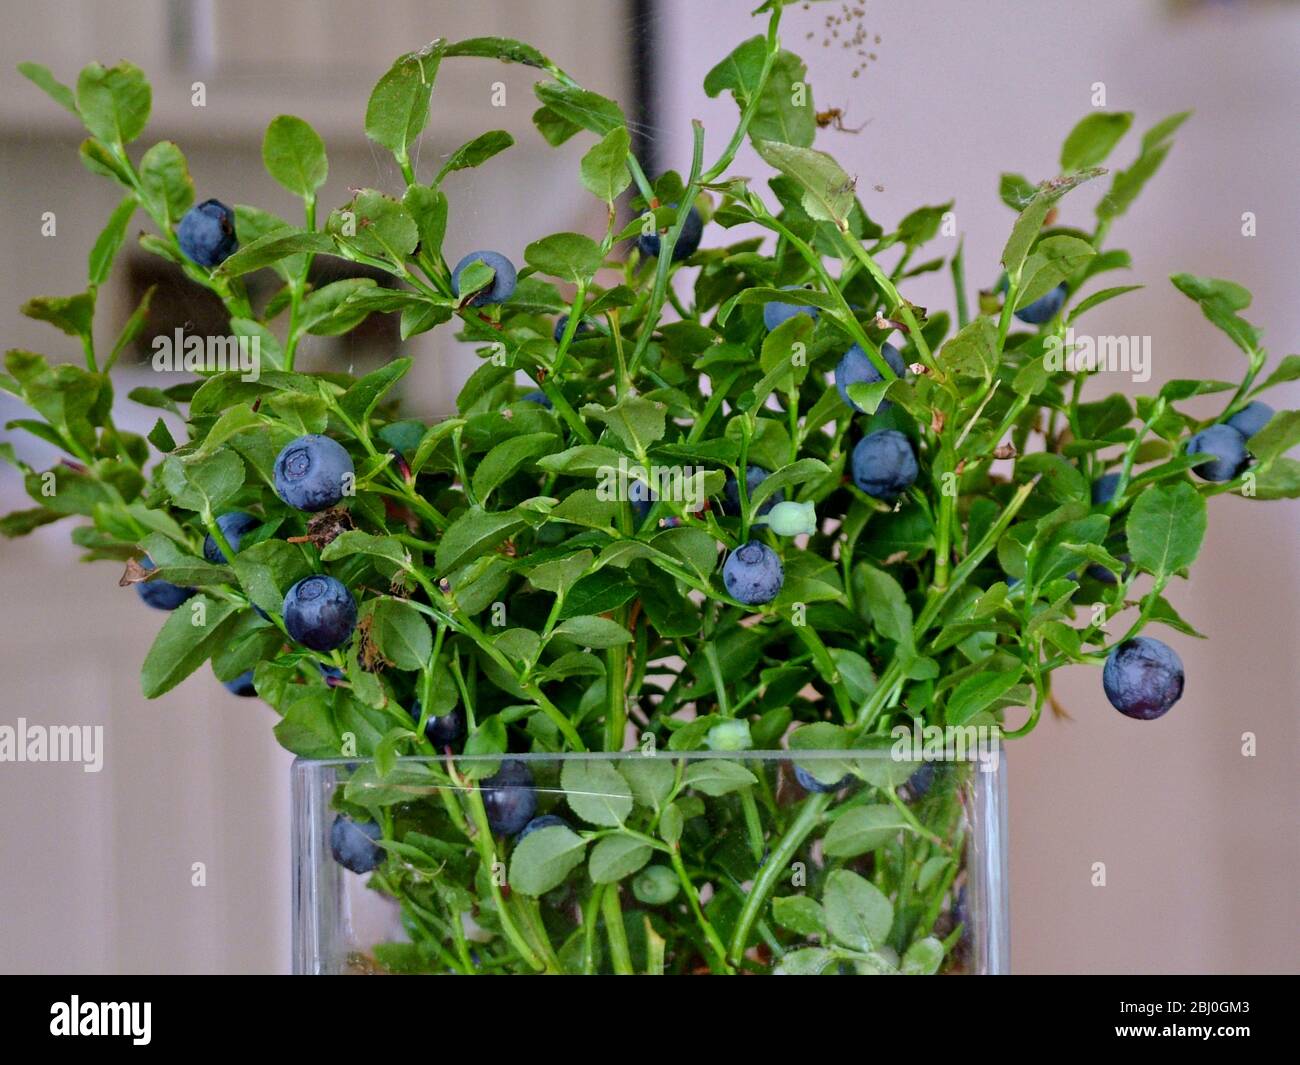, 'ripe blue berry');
632,864,680,906
553,314,594,343
851,429,919,500
330,816,383,874
723,541,784,605
134,556,196,611
1102,636,1185,720
520,389,552,408
283,575,356,652
722,464,784,517
629,477,654,522
203,511,259,563
408,700,466,749
835,342,906,412
515,814,569,842
900,761,936,802
1091,472,1121,506
177,198,238,268
1225,401,1273,440
794,765,852,794
763,287,820,331
1014,283,1067,325
481,759,537,836
451,250,517,305
274,434,354,512
222,670,257,697
637,203,703,262
1187,424,1249,482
